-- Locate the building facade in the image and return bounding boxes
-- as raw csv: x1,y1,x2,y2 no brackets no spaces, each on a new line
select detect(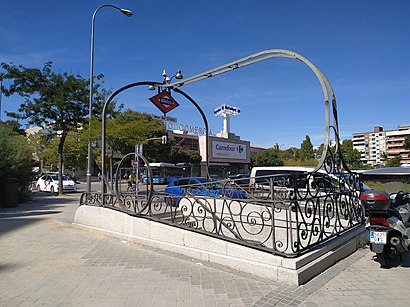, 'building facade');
352,125,410,166
167,129,251,178
386,125,410,165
